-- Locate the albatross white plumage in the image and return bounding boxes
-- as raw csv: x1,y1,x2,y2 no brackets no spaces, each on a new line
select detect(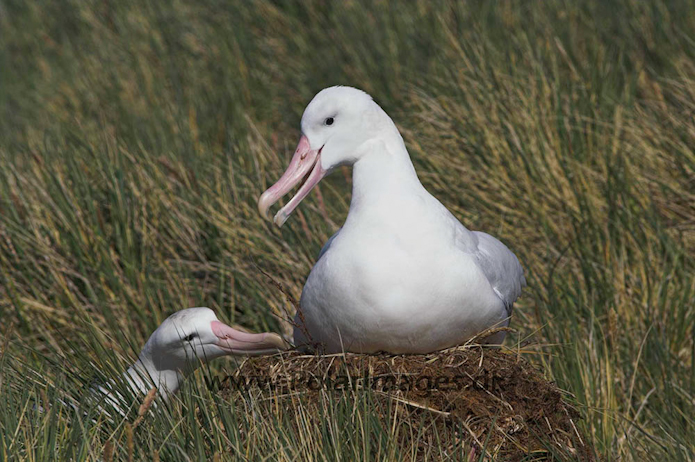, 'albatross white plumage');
259,86,526,354
57,308,286,417
117,307,287,399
